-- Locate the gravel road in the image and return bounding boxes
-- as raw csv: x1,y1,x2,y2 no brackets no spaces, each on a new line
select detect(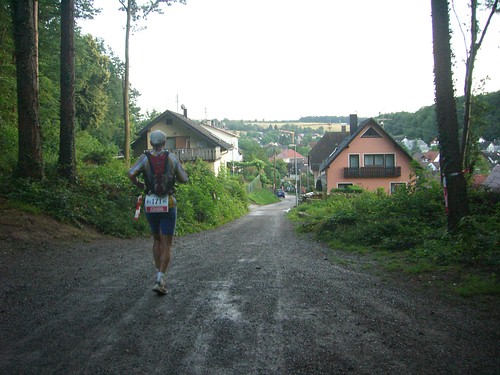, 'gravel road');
1,196,498,374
